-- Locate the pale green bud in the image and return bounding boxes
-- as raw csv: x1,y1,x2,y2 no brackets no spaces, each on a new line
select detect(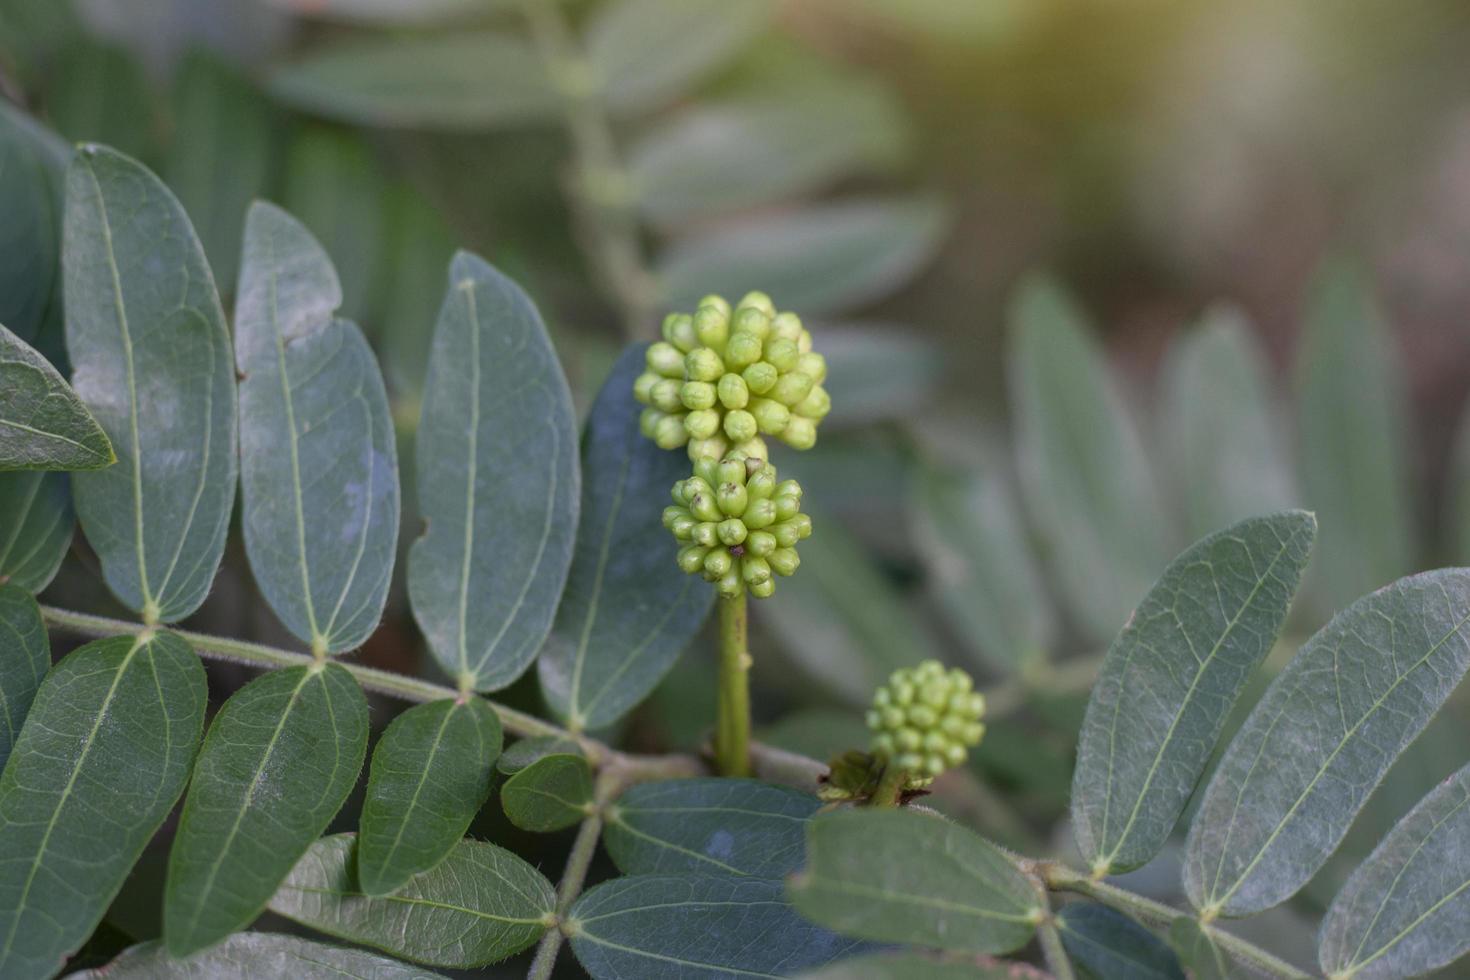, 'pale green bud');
725,332,762,369
746,470,776,499
650,378,684,413
736,290,775,317
774,494,800,521
742,361,778,394
764,337,799,372
697,294,731,319
717,373,749,409
770,311,804,342
684,409,721,440
640,408,664,439
694,457,721,486
768,547,799,577
717,482,748,518
770,370,814,406
782,416,816,450
654,415,687,450
795,351,826,383
677,545,708,574
746,530,776,557
717,459,746,486
685,347,725,382
717,517,747,545
743,498,776,530
703,549,732,578
749,577,775,598
633,371,660,404
647,341,685,377
692,522,718,547
723,409,757,443
750,398,790,435
687,435,728,462
681,381,717,410
690,492,722,523
693,304,730,348
717,571,742,598
793,385,830,420
741,556,771,585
